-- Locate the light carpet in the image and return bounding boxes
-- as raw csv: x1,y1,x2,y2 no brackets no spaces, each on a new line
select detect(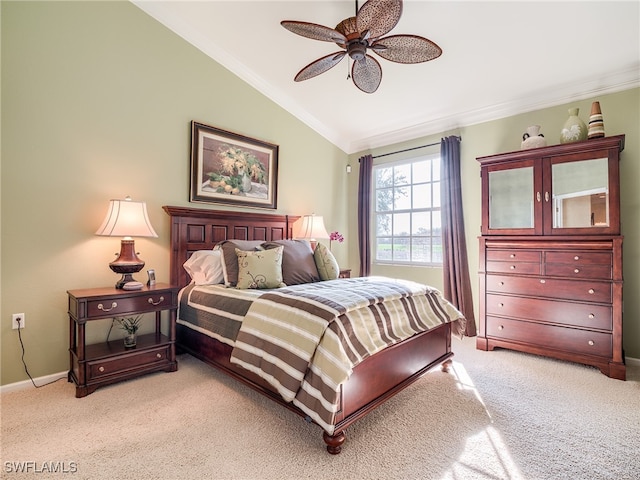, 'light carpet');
1,336,639,480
